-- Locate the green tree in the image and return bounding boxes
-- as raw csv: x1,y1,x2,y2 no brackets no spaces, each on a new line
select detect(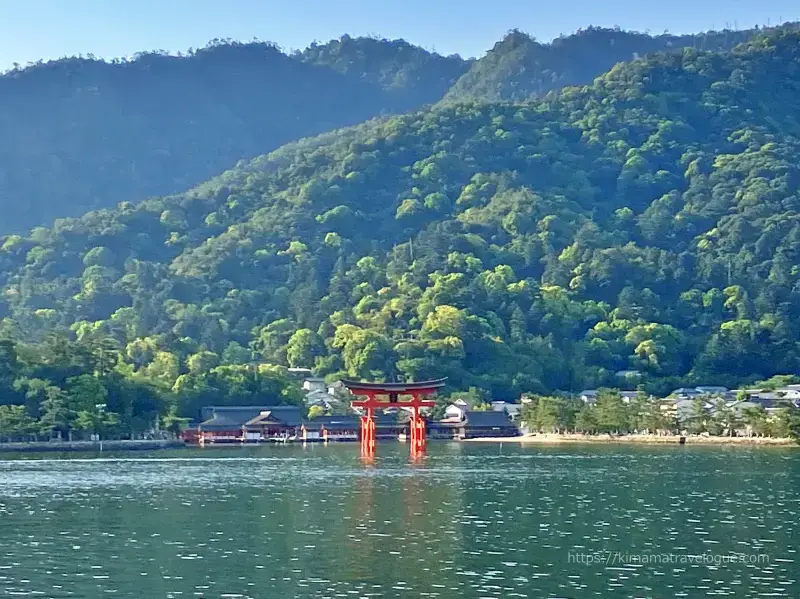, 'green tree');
741,405,768,436
686,399,708,434
574,405,598,433
640,401,670,433
534,397,563,433
162,410,191,437
286,329,324,368
187,351,221,374
73,407,120,439
65,374,108,413
0,405,36,440
595,390,629,434
38,385,73,439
